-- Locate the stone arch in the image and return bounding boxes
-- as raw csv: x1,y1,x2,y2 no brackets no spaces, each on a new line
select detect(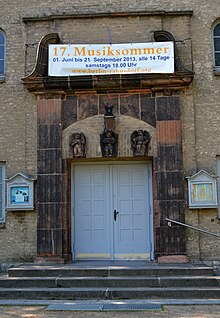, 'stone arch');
62,115,156,159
